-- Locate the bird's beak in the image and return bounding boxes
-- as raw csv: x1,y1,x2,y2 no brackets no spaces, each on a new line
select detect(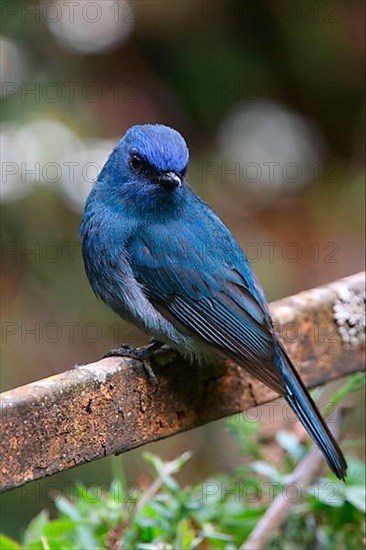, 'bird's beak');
157,171,182,189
